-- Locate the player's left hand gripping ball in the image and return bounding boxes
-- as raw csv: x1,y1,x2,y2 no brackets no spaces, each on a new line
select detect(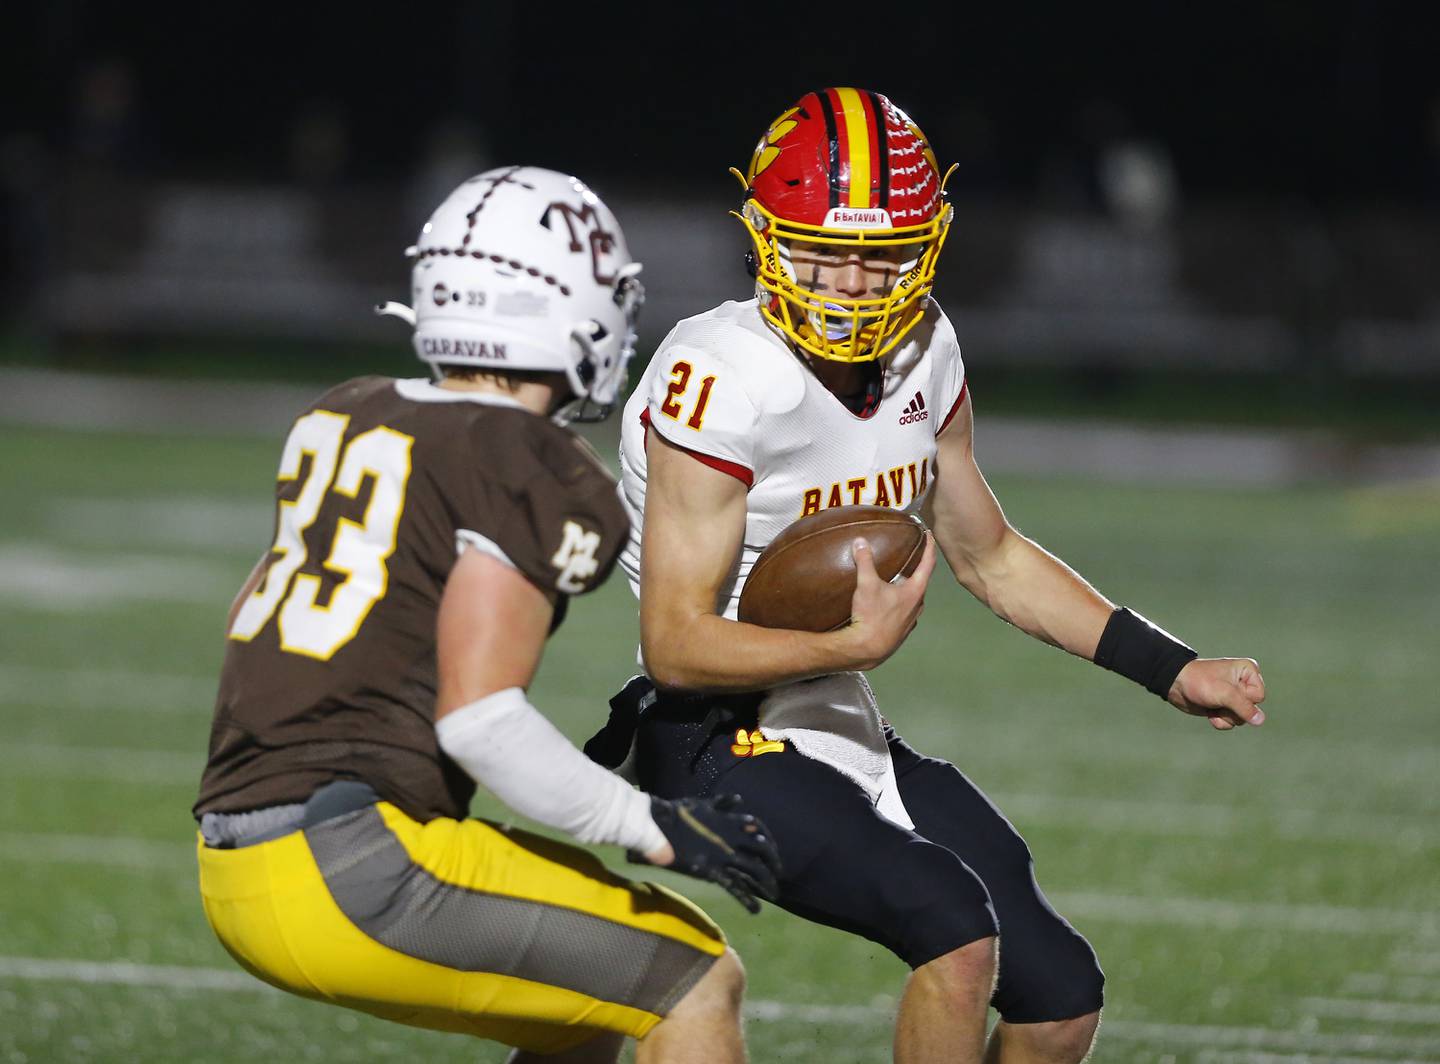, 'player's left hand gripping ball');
636,795,782,913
